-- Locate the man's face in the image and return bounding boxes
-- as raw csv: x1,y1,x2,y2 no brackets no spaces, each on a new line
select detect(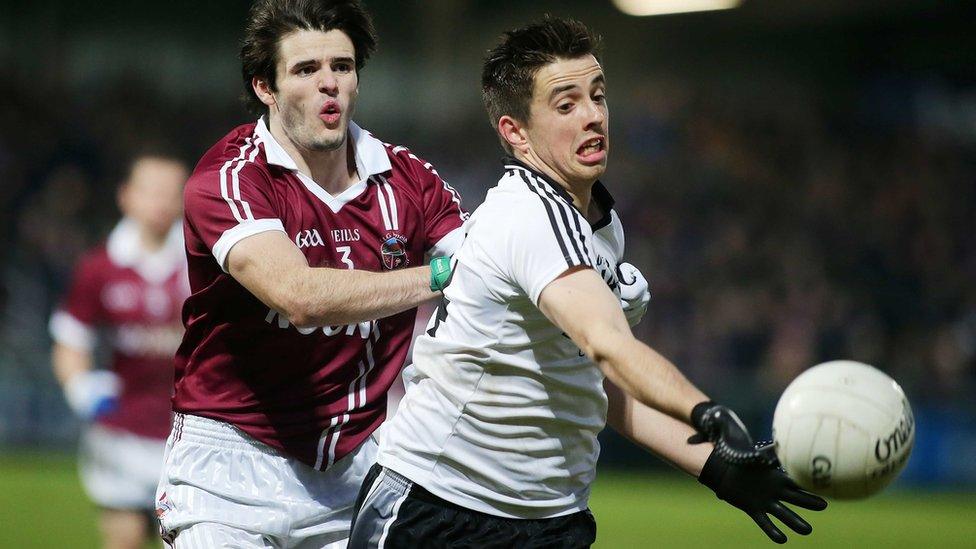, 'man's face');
523,55,609,187
119,158,187,237
270,29,359,152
